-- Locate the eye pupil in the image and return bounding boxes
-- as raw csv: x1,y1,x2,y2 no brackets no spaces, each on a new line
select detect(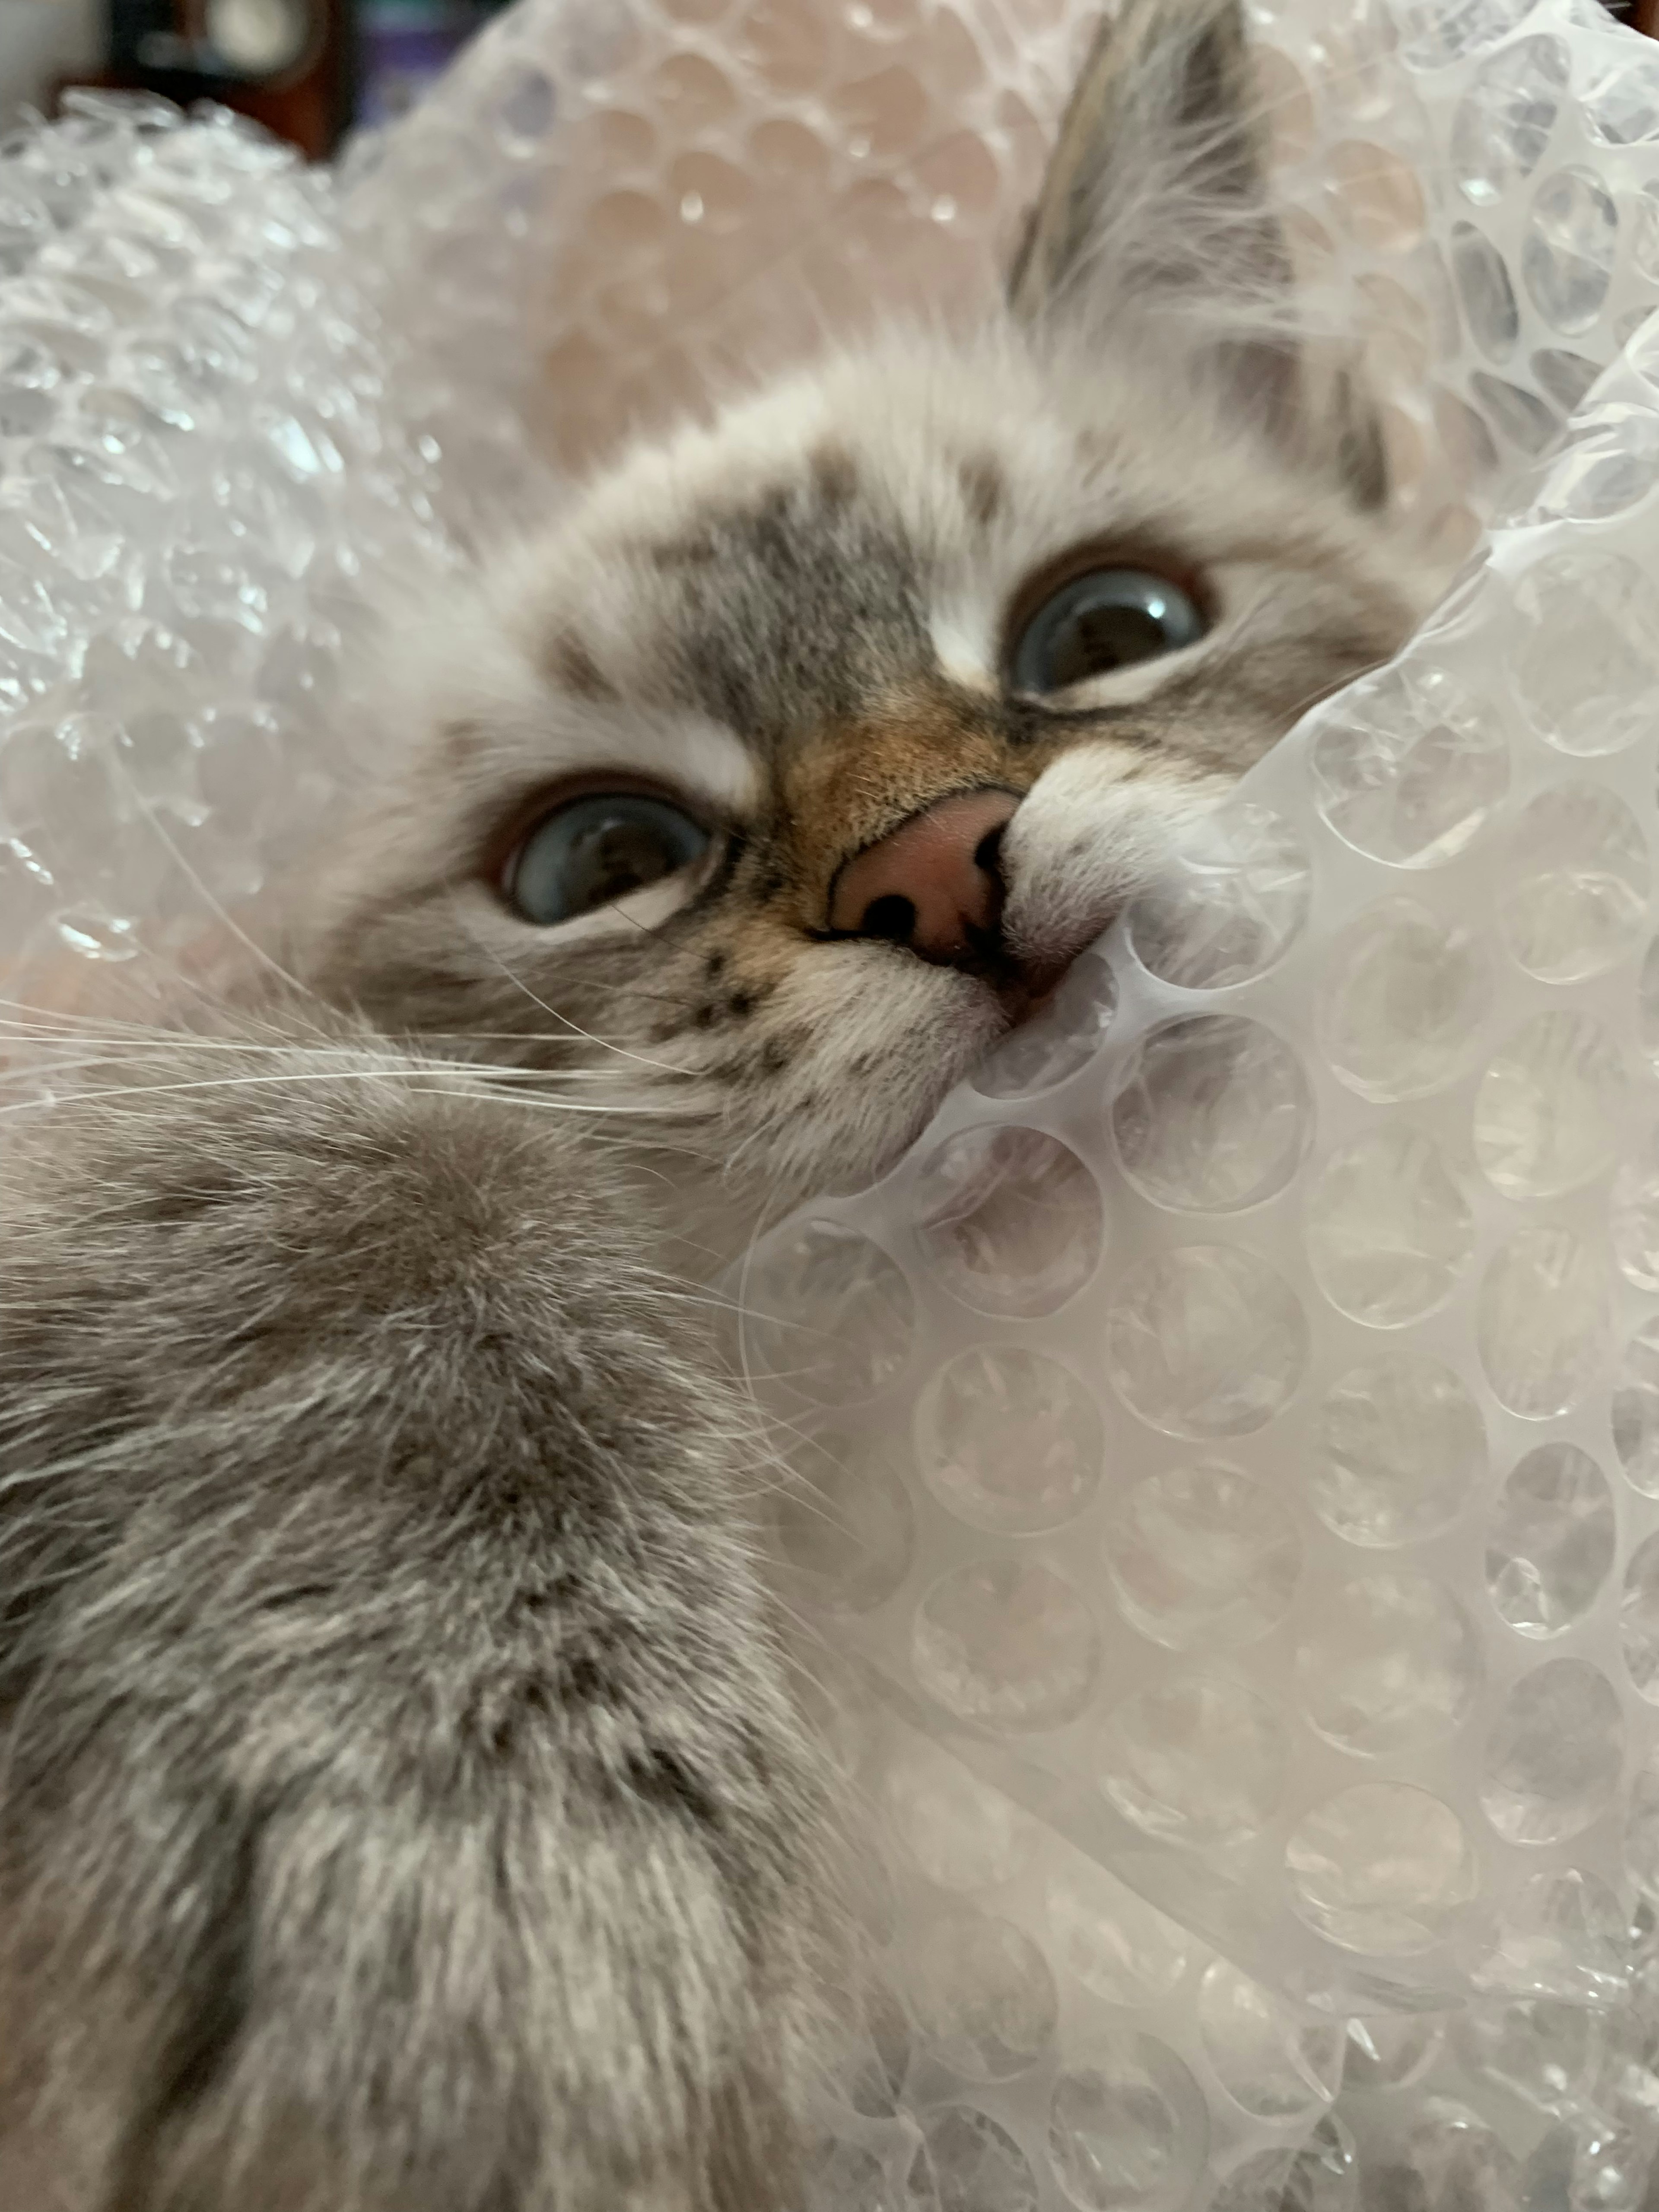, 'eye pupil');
1011,566,1205,696
586,819,671,902
506,792,710,926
